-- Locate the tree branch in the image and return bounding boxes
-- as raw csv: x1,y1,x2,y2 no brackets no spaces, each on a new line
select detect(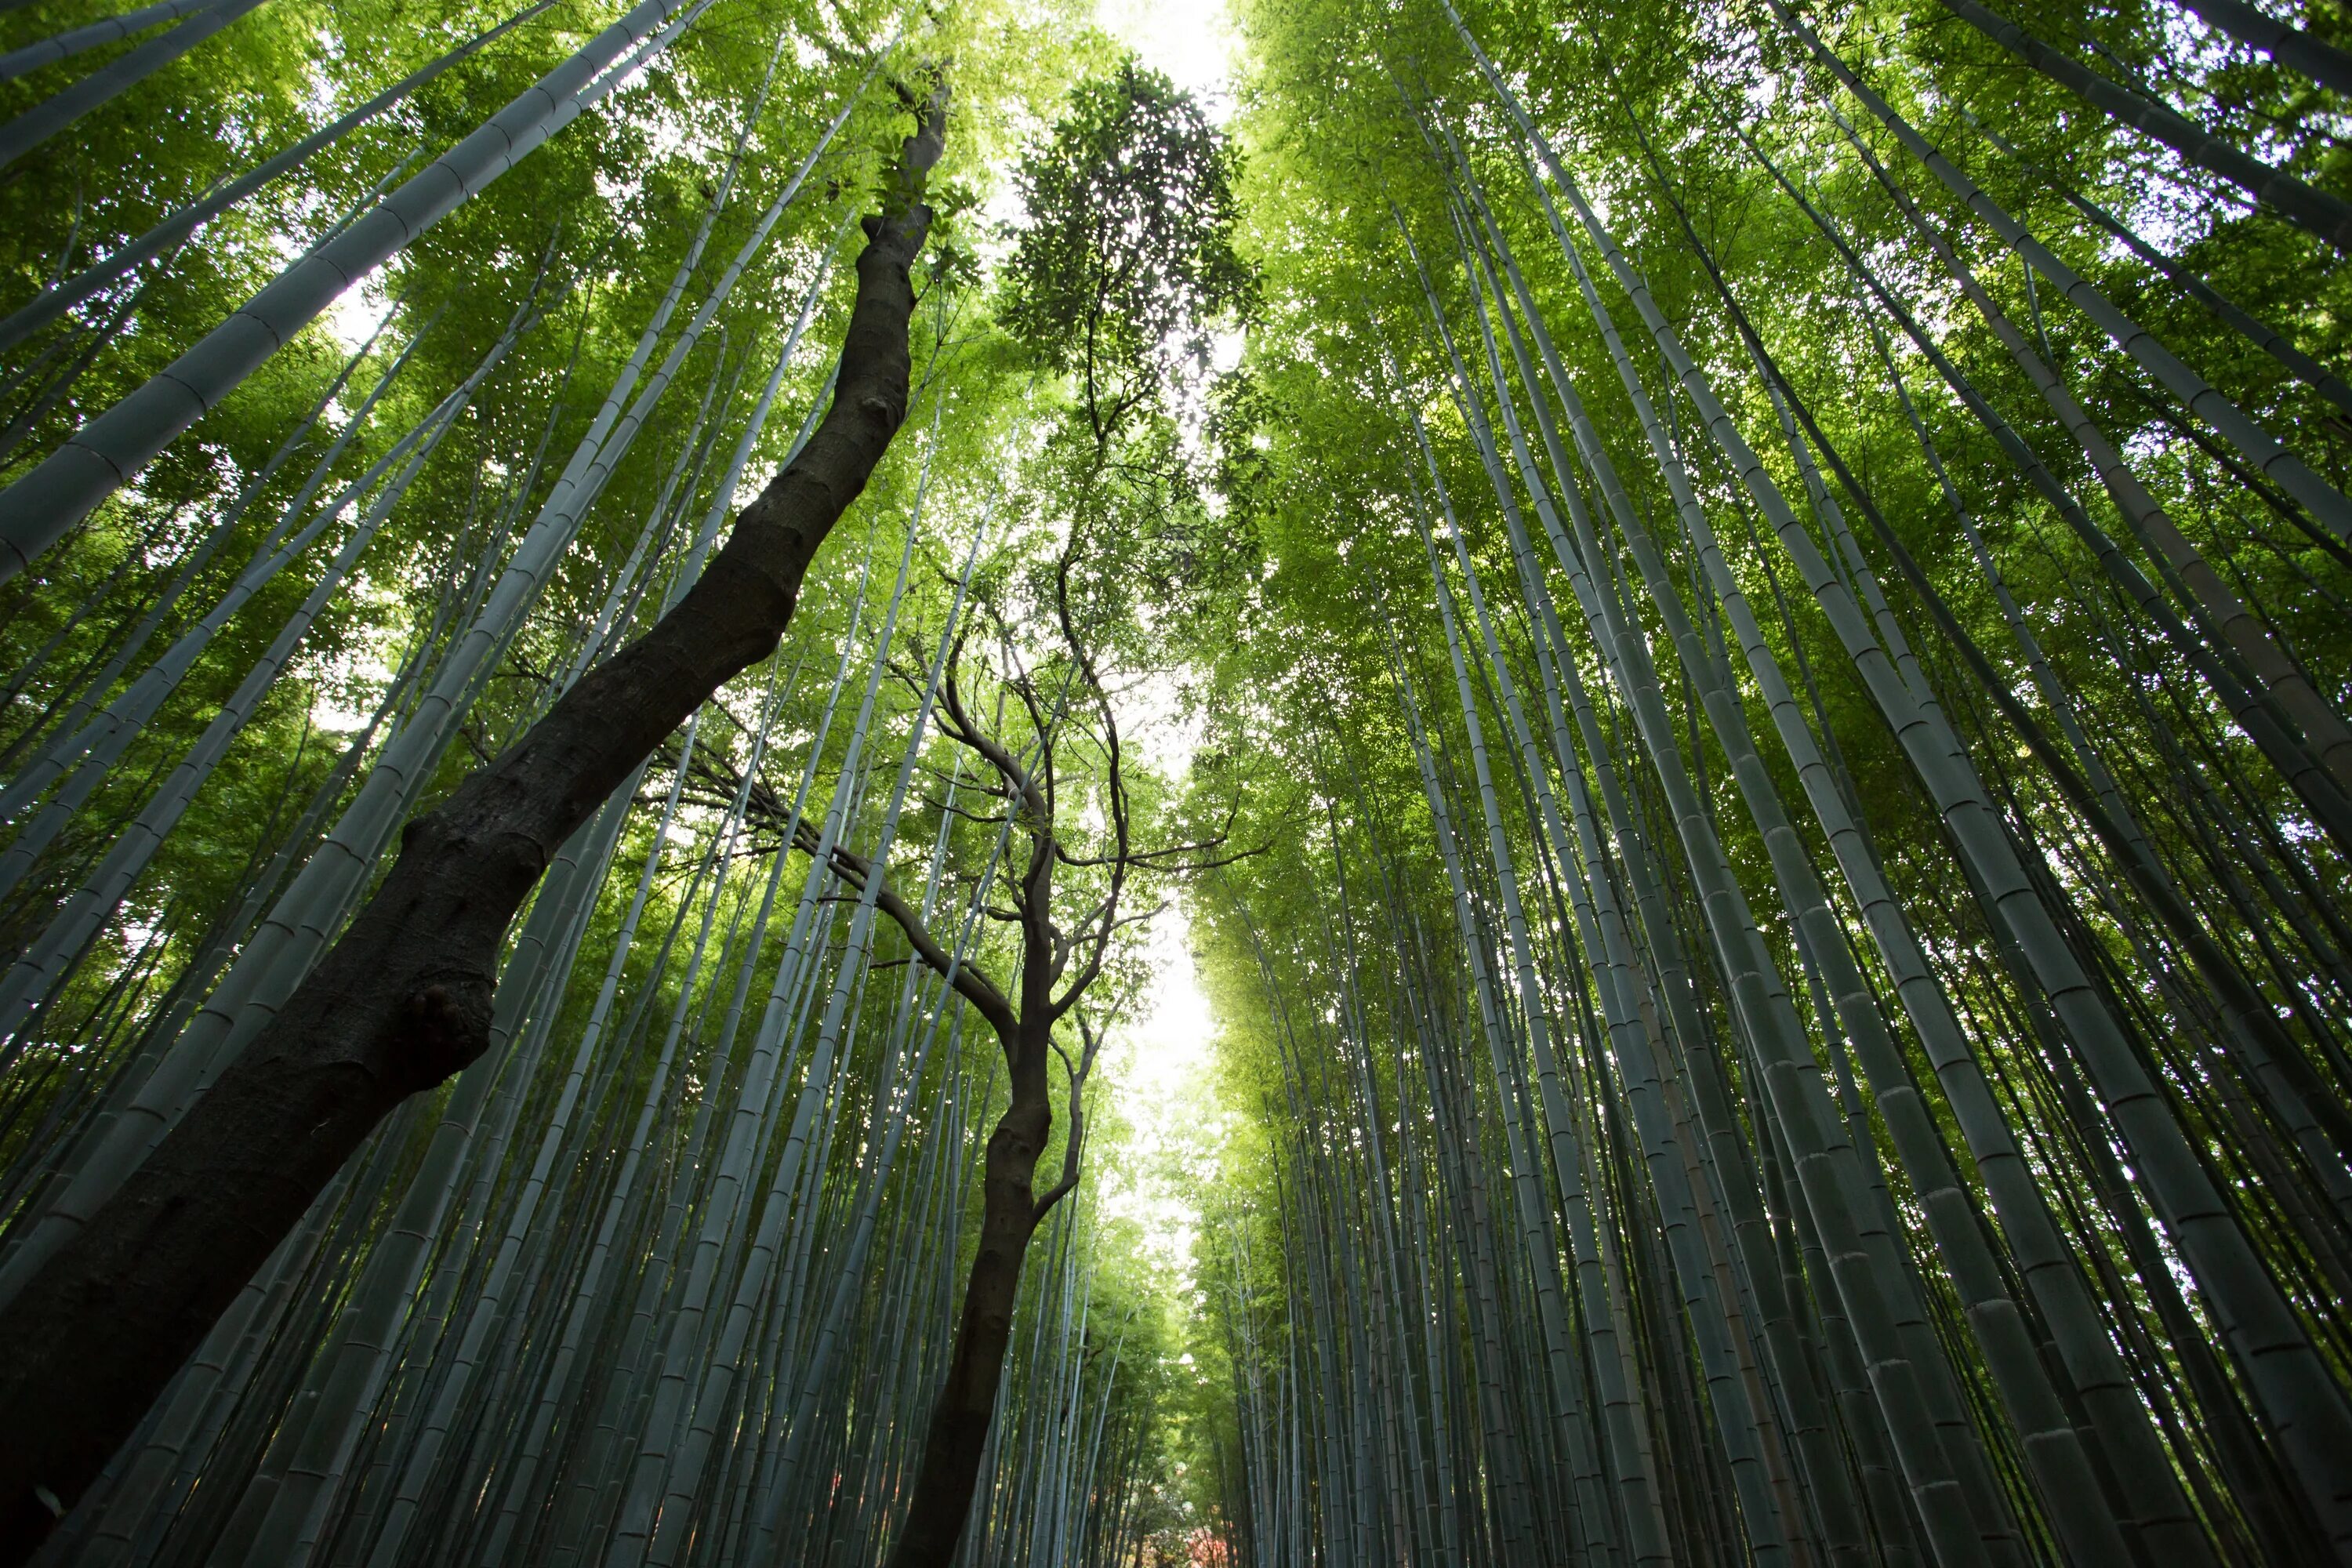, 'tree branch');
792,821,1018,1040
1033,1013,1105,1221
